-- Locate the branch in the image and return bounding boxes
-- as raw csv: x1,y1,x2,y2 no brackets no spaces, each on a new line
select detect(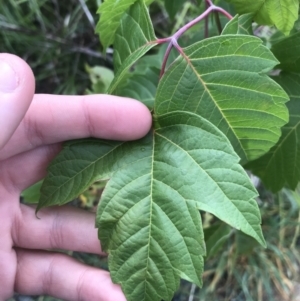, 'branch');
156,0,233,77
